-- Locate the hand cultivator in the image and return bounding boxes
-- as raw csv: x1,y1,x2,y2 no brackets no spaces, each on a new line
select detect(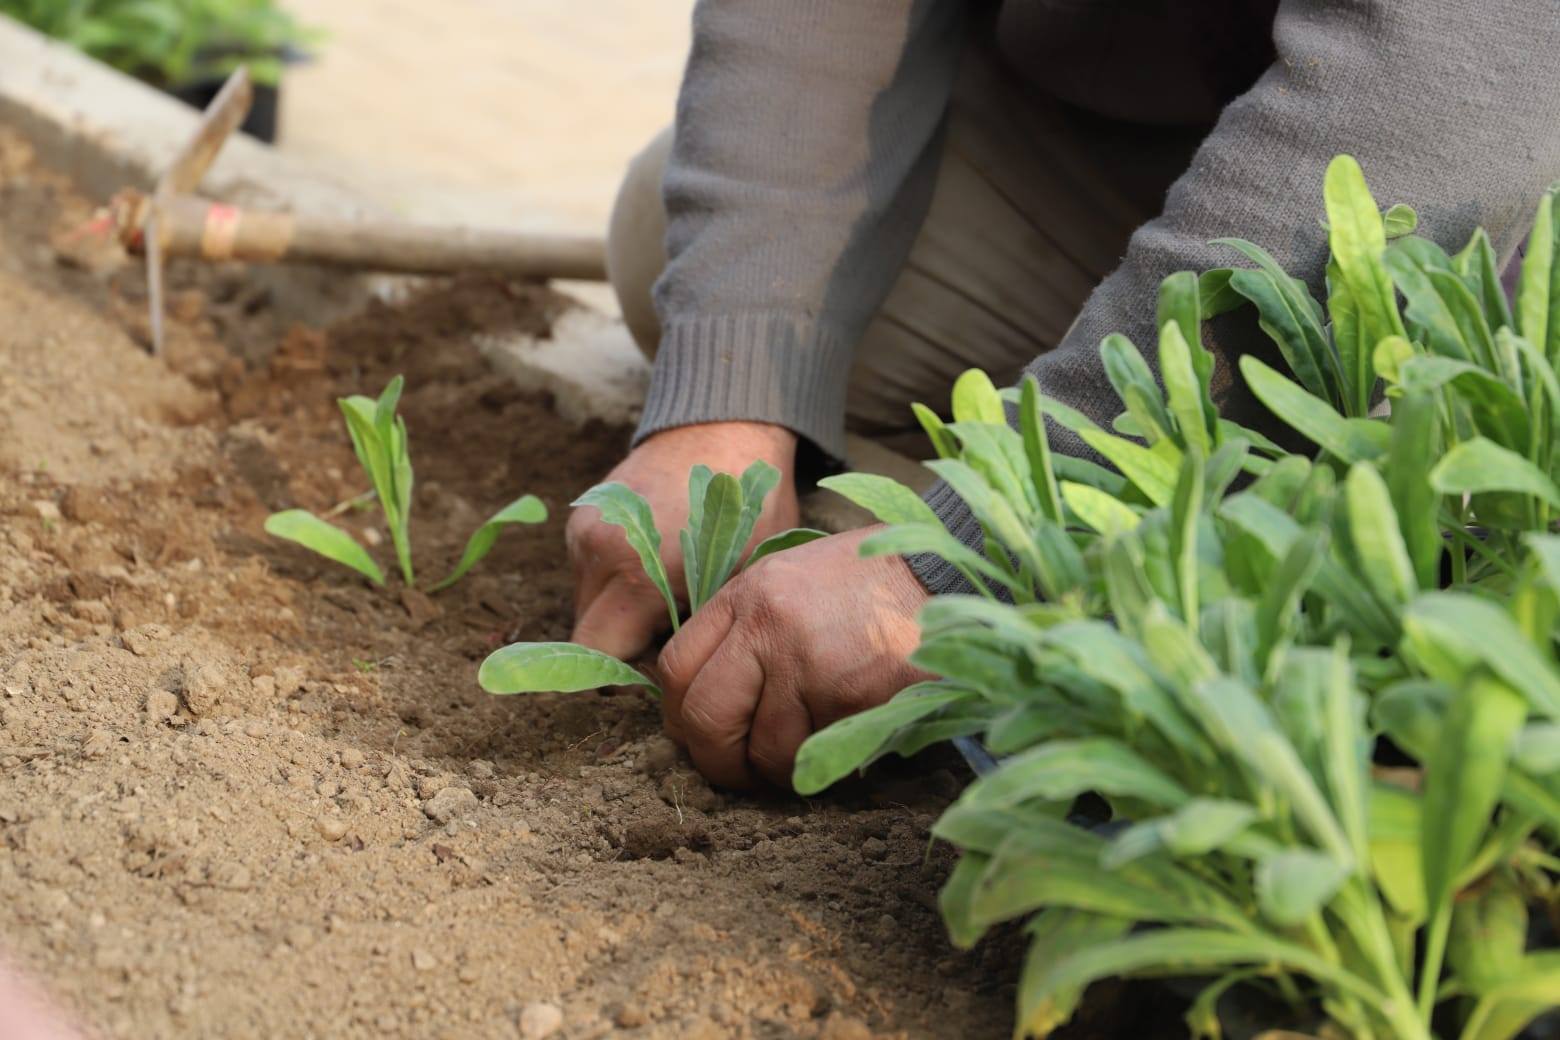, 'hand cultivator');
97,66,608,354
